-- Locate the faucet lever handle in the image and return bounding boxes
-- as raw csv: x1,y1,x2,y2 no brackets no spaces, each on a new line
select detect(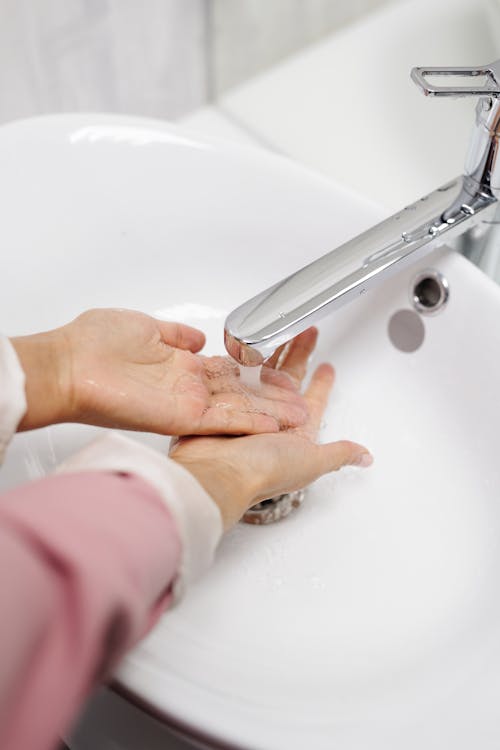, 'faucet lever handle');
411,62,500,98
